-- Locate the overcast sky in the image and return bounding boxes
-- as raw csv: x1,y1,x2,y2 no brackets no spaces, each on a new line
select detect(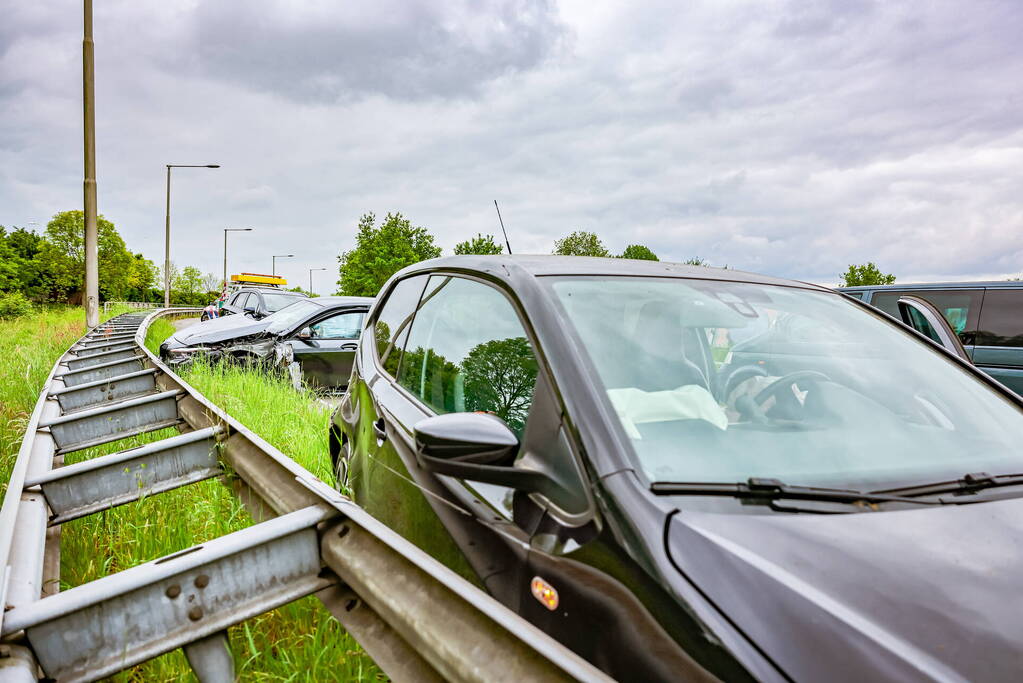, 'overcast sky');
3,0,1022,293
